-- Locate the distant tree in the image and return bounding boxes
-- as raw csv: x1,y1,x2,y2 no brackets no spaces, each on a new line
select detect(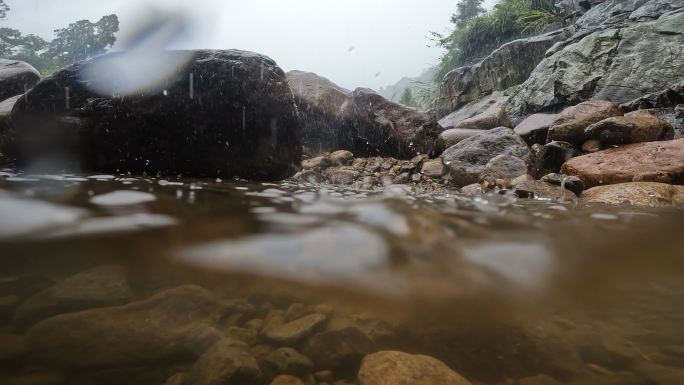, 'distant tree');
400,88,418,108
0,1,9,20
48,14,119,67
451,0,486,27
